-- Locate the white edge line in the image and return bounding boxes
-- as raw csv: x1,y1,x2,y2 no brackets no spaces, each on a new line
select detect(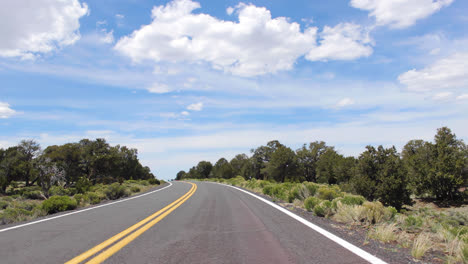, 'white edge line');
211,182,387,264
0,182,173,233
